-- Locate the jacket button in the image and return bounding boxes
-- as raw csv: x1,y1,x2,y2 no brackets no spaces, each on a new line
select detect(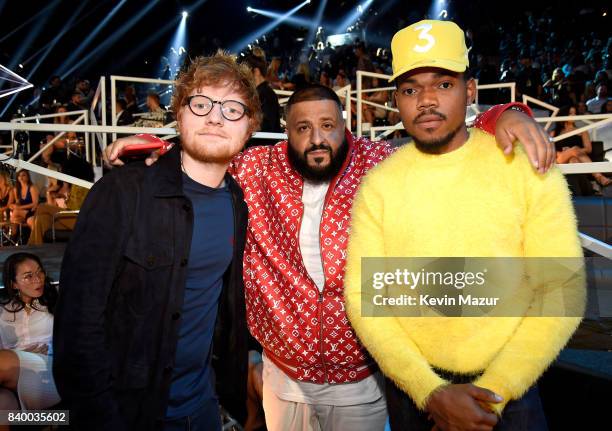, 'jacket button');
172,312,181,320
182,203,191,212
146,255,155,266
180,258,188,267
